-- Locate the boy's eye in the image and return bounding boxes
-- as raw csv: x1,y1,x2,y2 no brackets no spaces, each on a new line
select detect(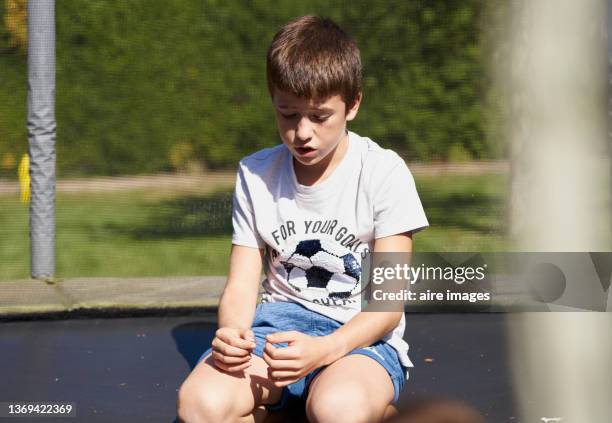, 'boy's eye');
278,112,330,122
312,115,330,122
